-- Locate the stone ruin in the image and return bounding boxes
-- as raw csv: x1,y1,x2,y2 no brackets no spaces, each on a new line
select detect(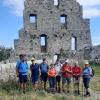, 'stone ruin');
14,0,92,61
